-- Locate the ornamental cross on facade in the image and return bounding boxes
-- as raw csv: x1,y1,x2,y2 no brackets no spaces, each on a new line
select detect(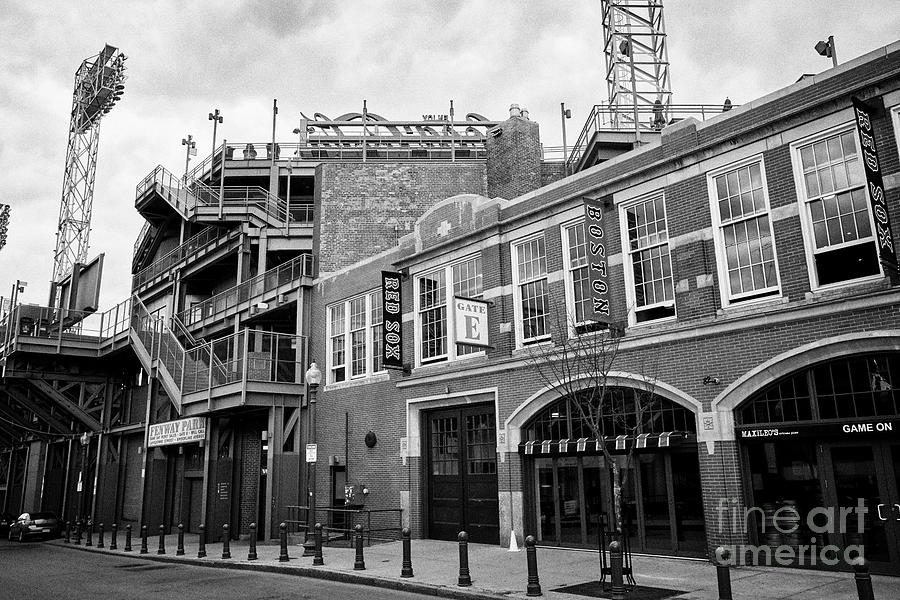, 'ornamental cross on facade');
437,220,452,237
